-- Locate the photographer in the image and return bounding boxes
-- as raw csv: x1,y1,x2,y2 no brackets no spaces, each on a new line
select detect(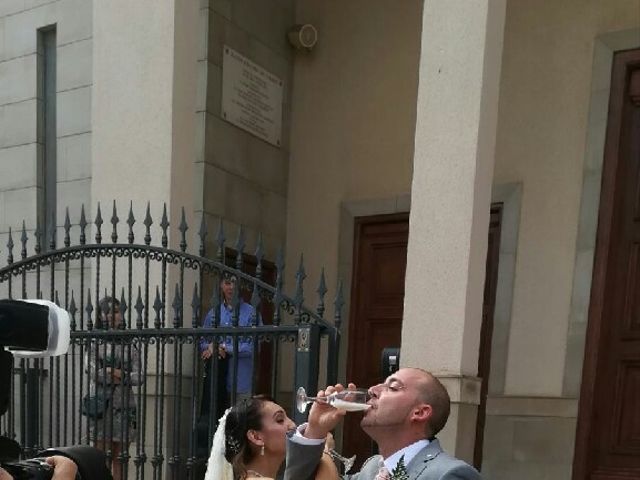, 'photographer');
1,299,114,480
0,456,77,480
